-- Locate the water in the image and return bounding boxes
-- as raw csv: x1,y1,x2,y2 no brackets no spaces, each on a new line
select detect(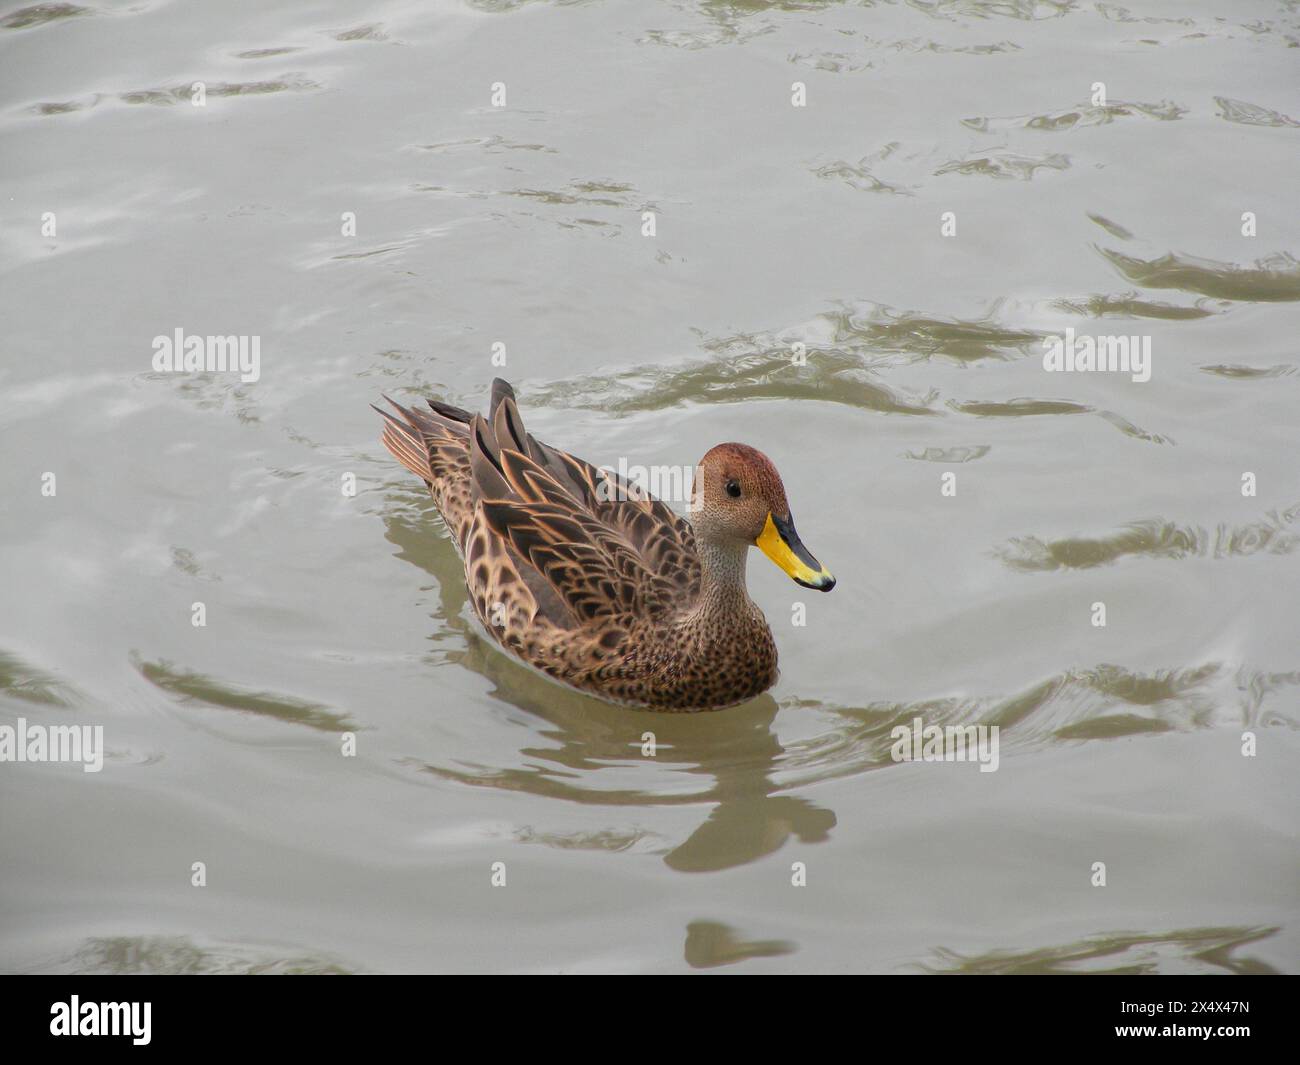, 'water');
1,0,1297,973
